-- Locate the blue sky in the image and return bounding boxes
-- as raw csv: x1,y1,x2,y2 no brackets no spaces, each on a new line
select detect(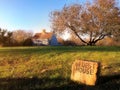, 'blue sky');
0,0,86,33
0,0,120,33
